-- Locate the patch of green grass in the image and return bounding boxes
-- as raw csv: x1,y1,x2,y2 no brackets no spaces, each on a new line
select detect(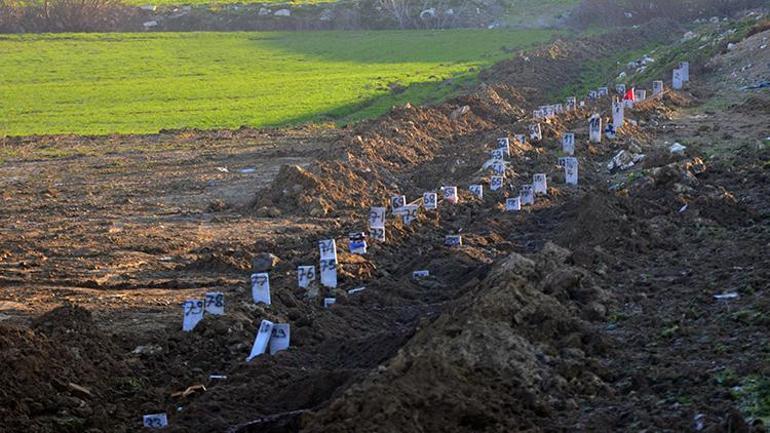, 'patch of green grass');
731,375,770,429
0,29,553,136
